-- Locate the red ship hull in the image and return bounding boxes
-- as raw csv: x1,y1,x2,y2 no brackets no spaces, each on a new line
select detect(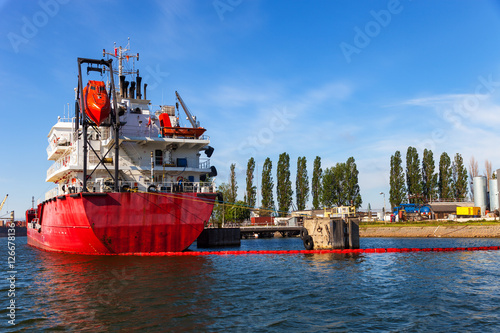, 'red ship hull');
27,192,216,255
